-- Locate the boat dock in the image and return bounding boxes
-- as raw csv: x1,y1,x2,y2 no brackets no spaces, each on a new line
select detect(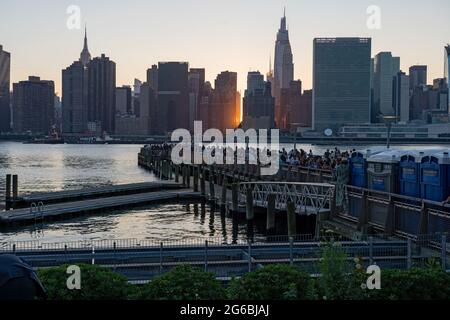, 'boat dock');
1,186,201,226
5,179,184,209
